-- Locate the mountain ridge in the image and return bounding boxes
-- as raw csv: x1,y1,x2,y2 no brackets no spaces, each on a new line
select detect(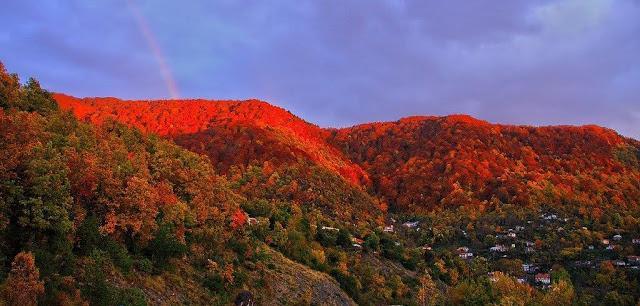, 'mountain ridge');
54,93,640,214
